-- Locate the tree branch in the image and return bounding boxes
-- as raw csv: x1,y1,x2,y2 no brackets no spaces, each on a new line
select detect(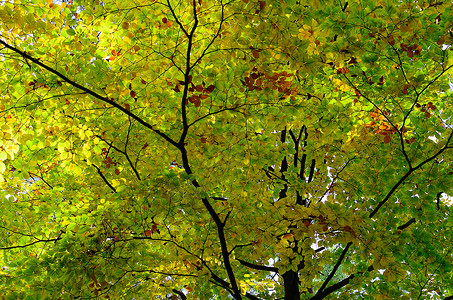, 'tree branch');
172,289,187,300
314,242,352,297
311,266,374,300
397,218,416,230
0,237,62,250
93,164,117,193
0,39,178,148
369,130,453,218
237,259,278,272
